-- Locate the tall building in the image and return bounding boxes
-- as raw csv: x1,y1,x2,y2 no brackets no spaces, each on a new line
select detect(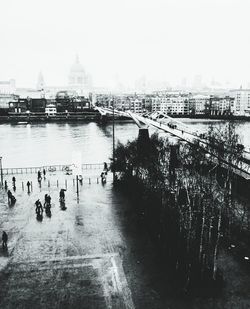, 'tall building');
230,89,250,116
68,55,92,95
0,79,16,94
37,72,45,91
